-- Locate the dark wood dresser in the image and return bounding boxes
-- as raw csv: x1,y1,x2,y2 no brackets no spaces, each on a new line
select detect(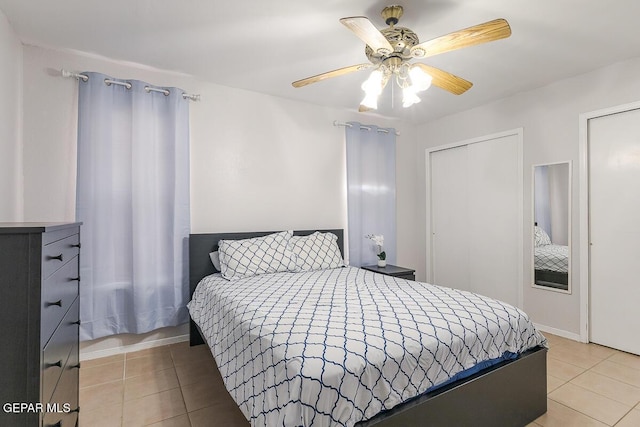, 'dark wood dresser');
0,223,82,427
